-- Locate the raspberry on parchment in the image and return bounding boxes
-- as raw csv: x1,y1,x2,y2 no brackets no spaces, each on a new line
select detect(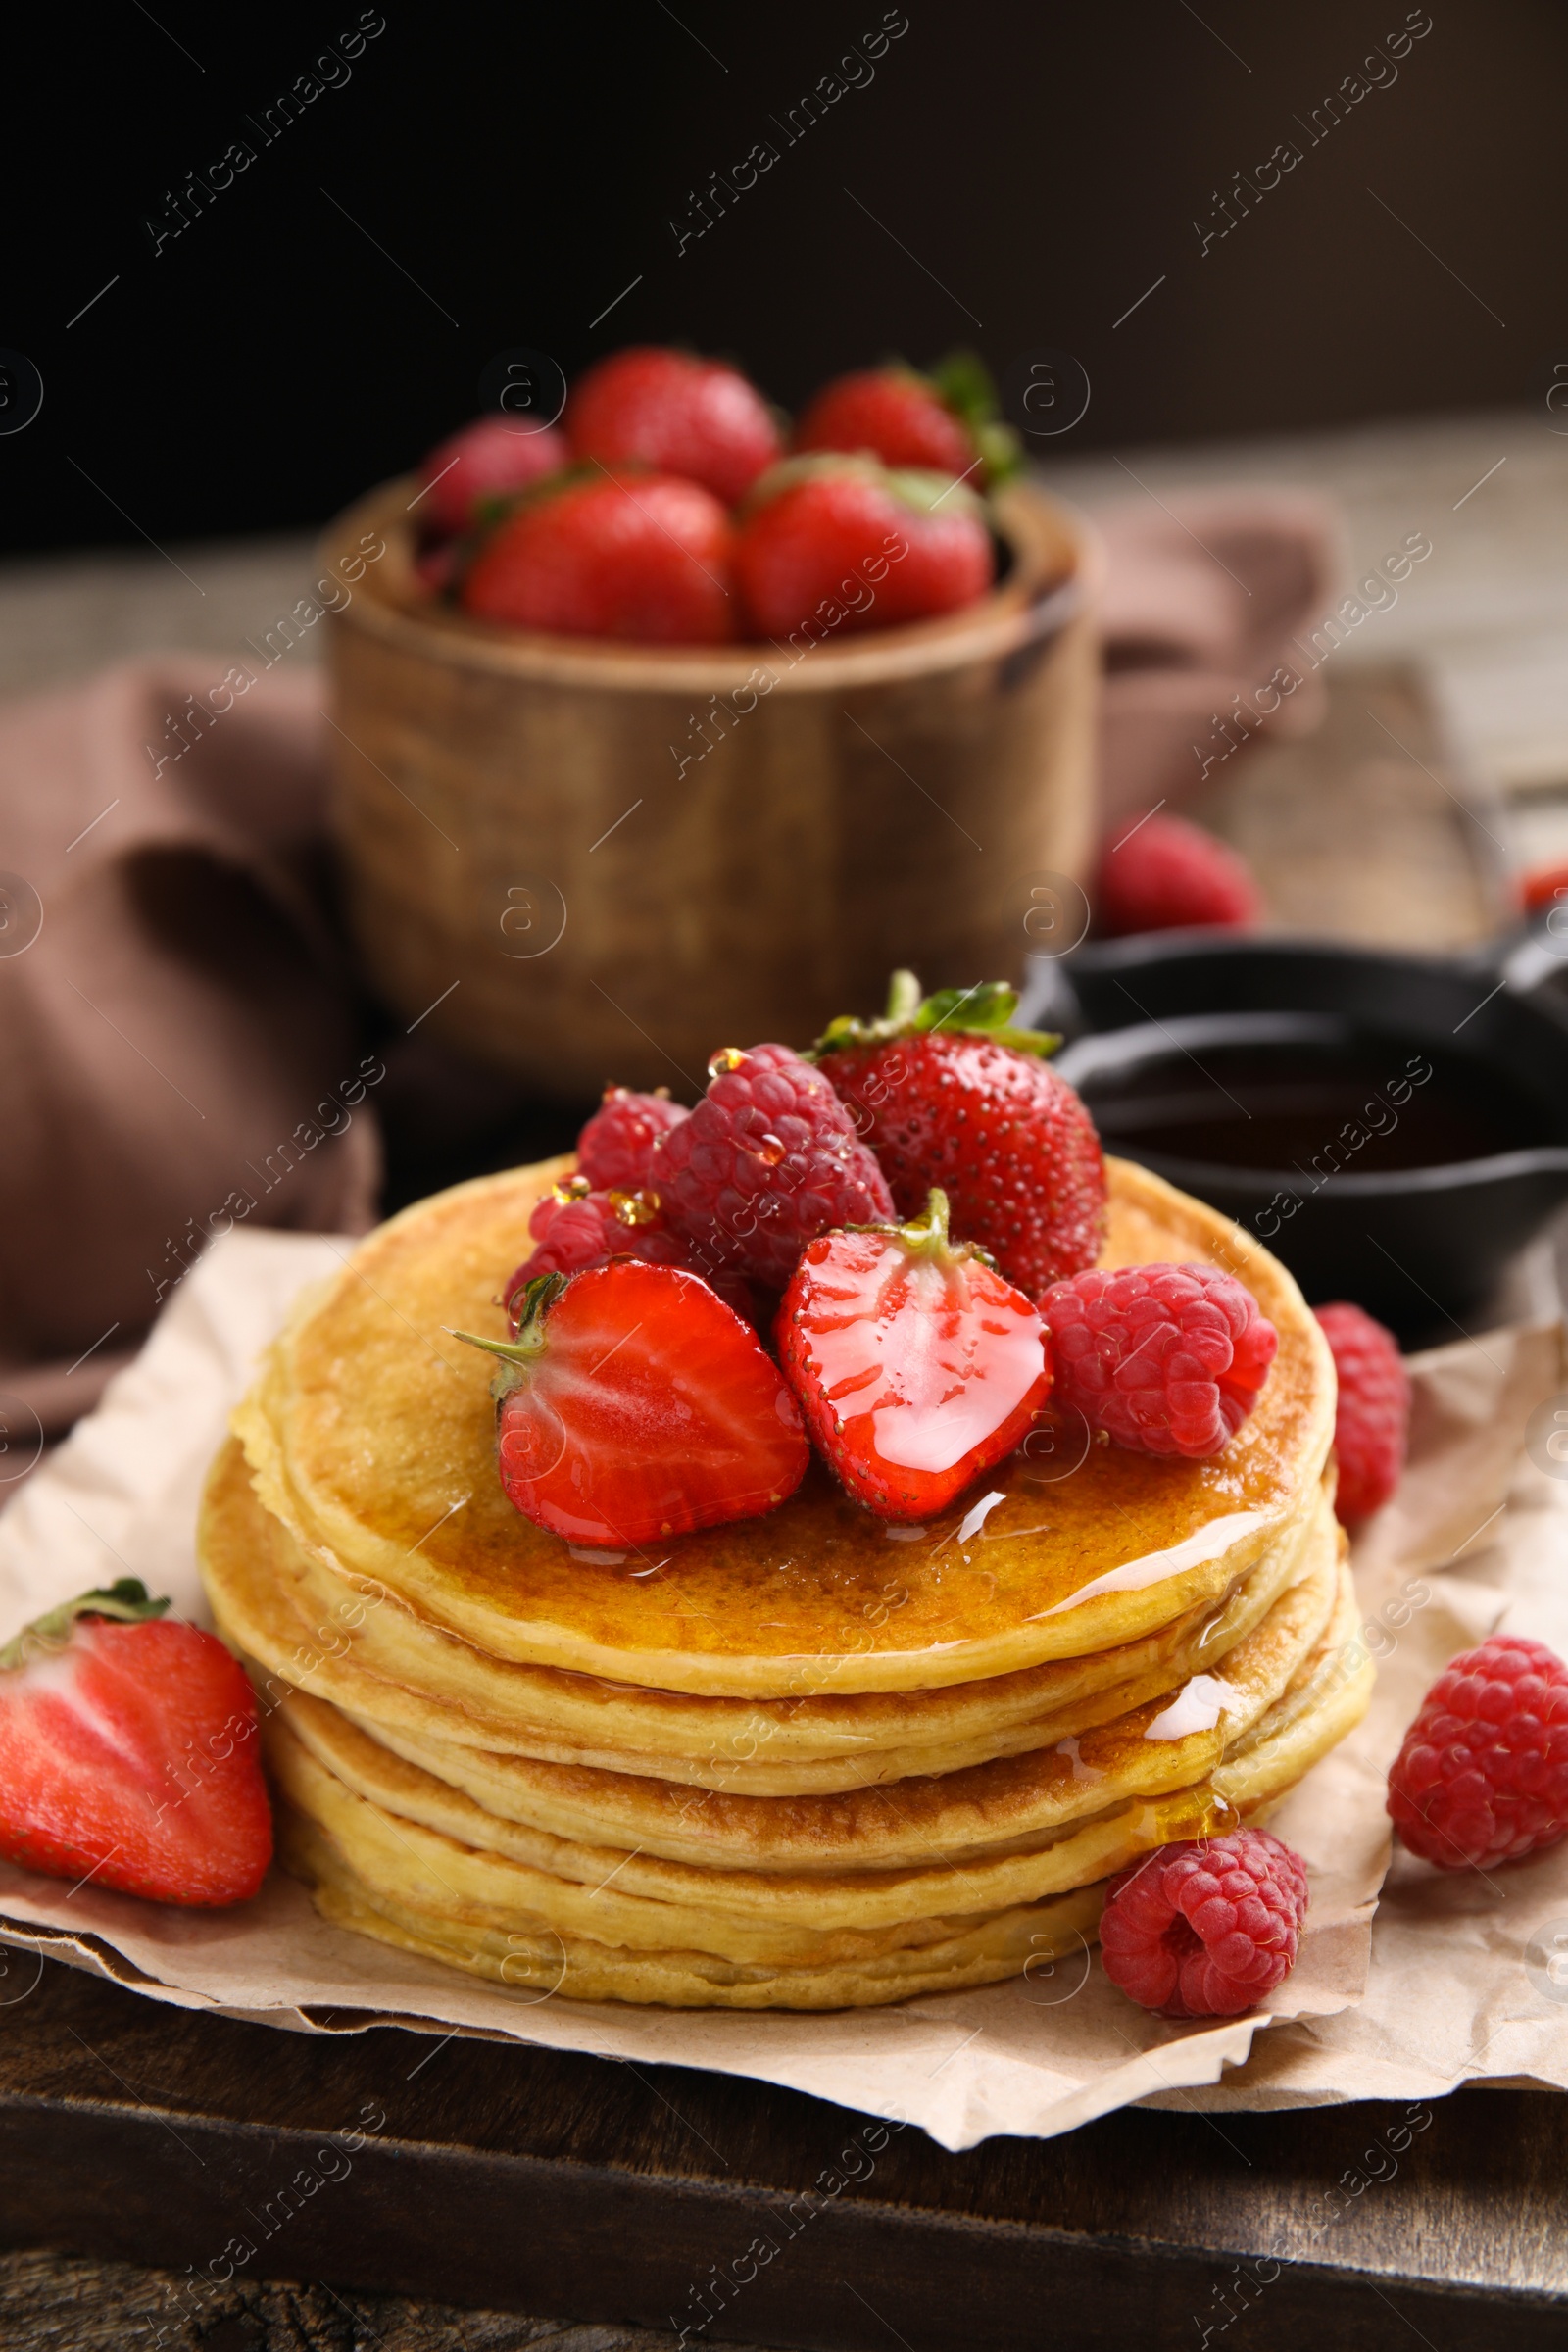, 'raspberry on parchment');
1099,1829,1310,2018
1314,1301,1410,1525
1388,1635,1568,1871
